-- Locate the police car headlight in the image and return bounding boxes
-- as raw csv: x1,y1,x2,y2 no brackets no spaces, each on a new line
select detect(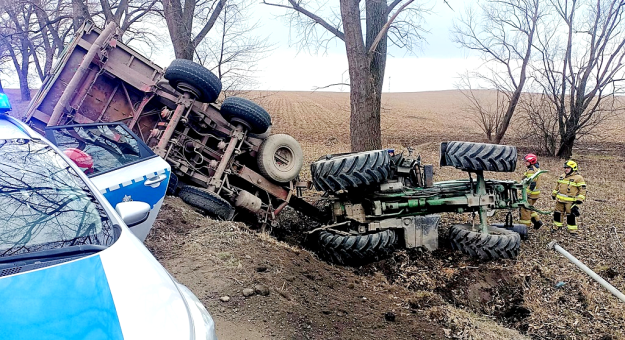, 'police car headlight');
177,283,217,340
